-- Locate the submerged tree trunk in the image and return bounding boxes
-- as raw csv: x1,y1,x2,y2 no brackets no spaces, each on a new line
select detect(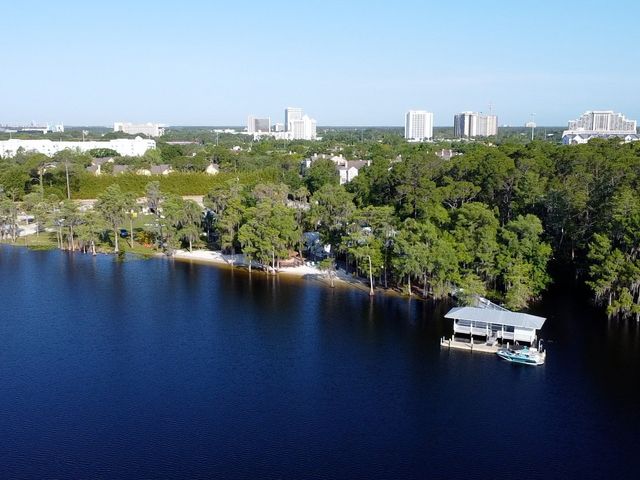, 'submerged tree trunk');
114,228,119,253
